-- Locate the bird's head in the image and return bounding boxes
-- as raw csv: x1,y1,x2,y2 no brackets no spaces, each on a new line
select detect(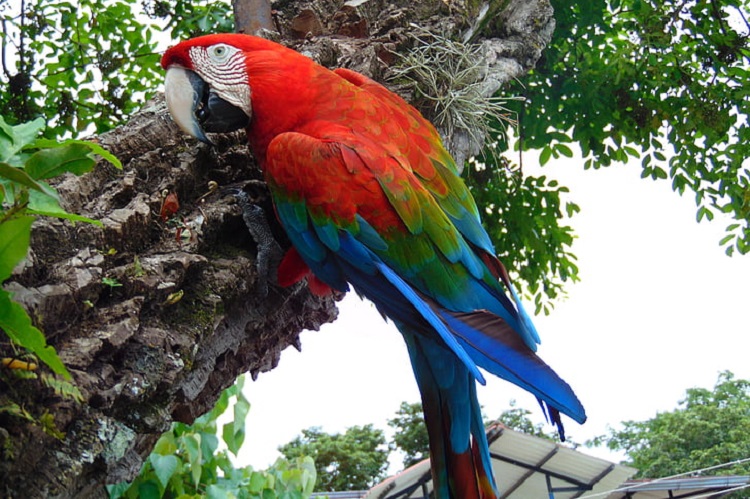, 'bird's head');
161,34,261,144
